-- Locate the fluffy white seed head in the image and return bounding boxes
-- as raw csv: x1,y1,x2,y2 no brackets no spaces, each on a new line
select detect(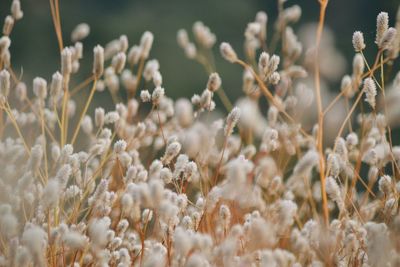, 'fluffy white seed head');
346,132,359,148
143,59,160,81
88,217,111,249
142,209,153,223
11,0,23,20
376,12,389,45
121,69,137,92
184,42,197,59
51,143,61,161
220,42,238,63
15,246,31,266
160,167,173,184
71,23,90,42
114,140,127,154
29,144,43,172
63,231,88,250
200,89,212,109
127,98,139,117
325,176,342,206
207,72,221,92
152,87,165,105
33,77,47,99
0,36,10,56
21,226,47,266
363,78,377,109
95,107,105,128
258,52,280,80
140,31,154,59
269,71,280,84
256,11,267,40
269,55,280,73
175,98,193,127
61,47,73,76
162,141,181,164
140,90,151,102
0,69,10,98
42,179,60,208
378,175,392,195
218,205,231,231
224,107,241,136
379,27,397,50
293,150,319,177
192,21,216,48
50,71,63,98
3,15,14,36
93,45,105,78
341,75,353,98
111,52,126,74
327,153,341,177
15,82,26,101
283,5,302,23
0,211,18,238
153,71,162,87
119,35,129,53
74,42,83,59
56,164,72,188
104,111,120,125
335,137,349,162
353,53,365,78
352,31,366,52
127,45,141,65
177,29,189,48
